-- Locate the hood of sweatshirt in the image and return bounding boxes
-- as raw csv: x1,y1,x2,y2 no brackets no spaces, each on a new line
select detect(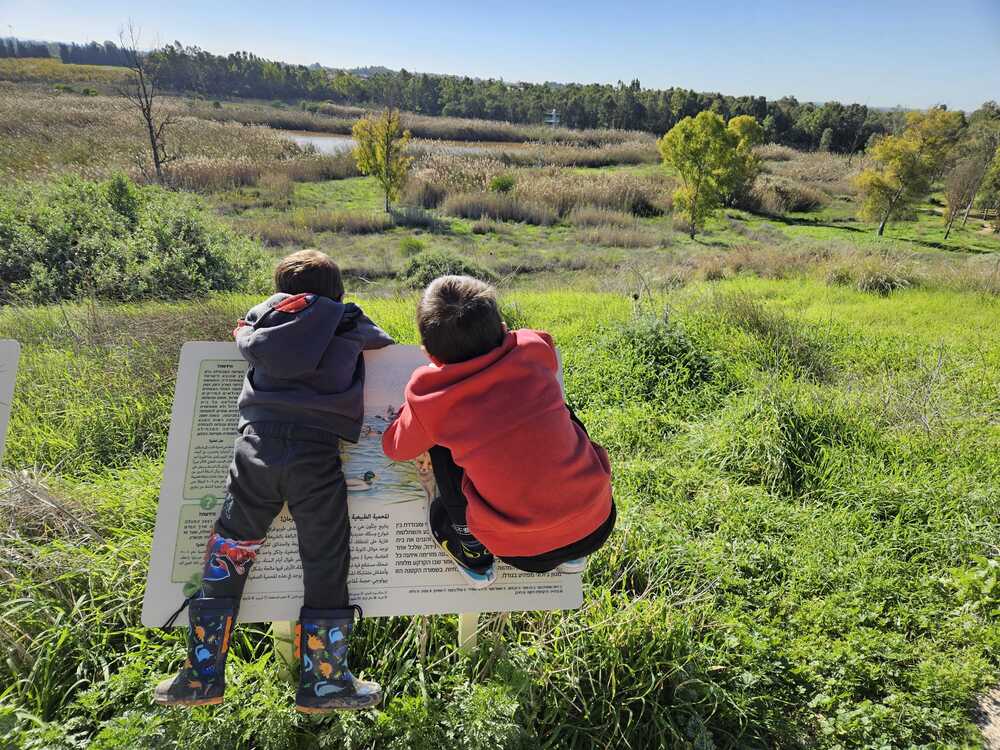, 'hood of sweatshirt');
234,292,394,440
238,293,352,379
